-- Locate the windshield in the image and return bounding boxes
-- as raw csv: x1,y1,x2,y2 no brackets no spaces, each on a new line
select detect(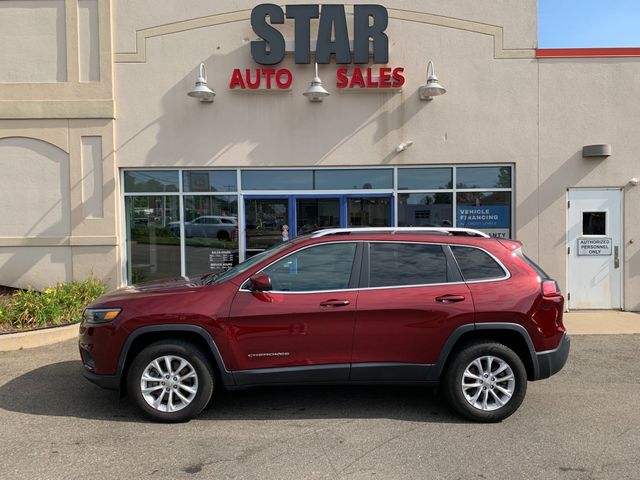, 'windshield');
207,237,307,285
